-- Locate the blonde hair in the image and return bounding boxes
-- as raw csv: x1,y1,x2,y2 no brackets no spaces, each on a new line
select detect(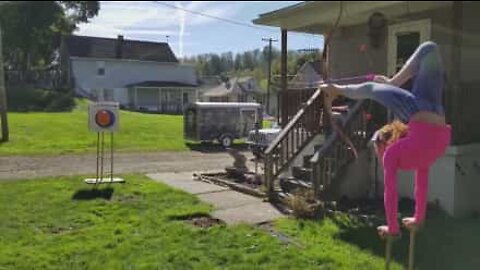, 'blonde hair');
379,120,408,146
